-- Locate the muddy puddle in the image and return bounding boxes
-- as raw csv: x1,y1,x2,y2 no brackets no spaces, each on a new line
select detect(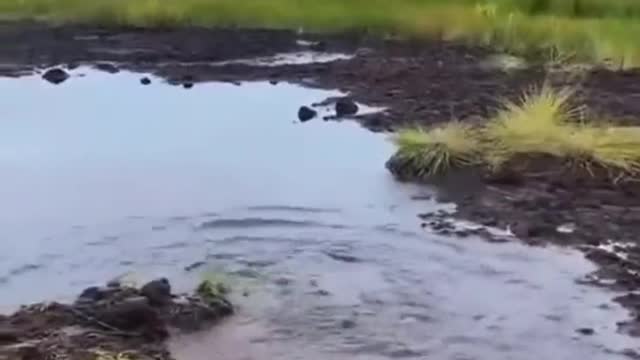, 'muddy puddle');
0,69,638,359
